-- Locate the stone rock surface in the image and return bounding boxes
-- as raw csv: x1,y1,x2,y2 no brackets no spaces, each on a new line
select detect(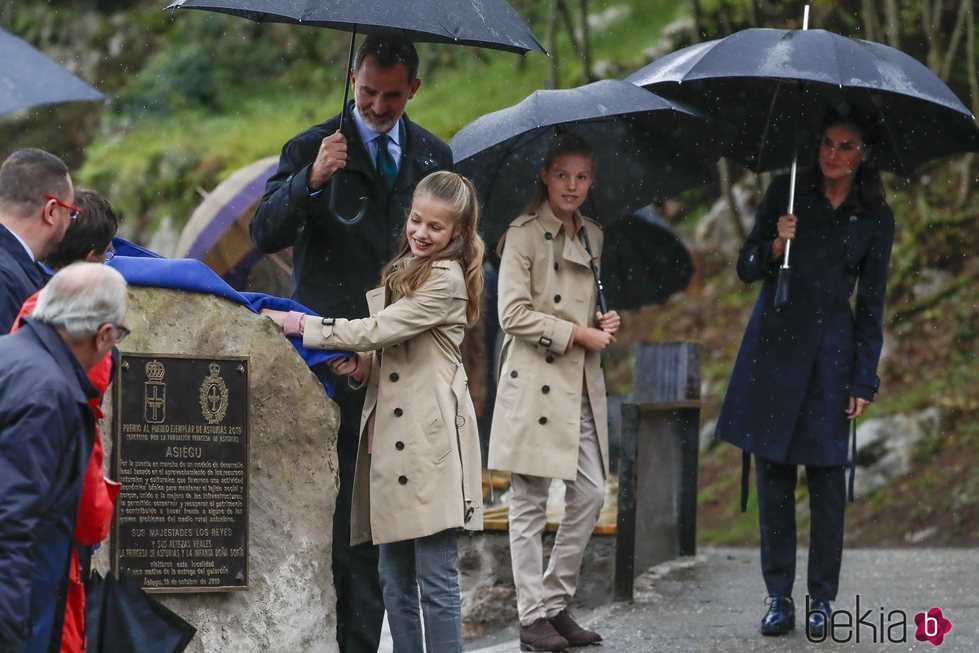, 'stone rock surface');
95,286,340,653
854,408,943,498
